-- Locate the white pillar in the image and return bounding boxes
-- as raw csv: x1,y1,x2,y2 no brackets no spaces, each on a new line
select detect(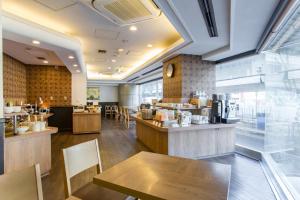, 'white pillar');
72,73,87,105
